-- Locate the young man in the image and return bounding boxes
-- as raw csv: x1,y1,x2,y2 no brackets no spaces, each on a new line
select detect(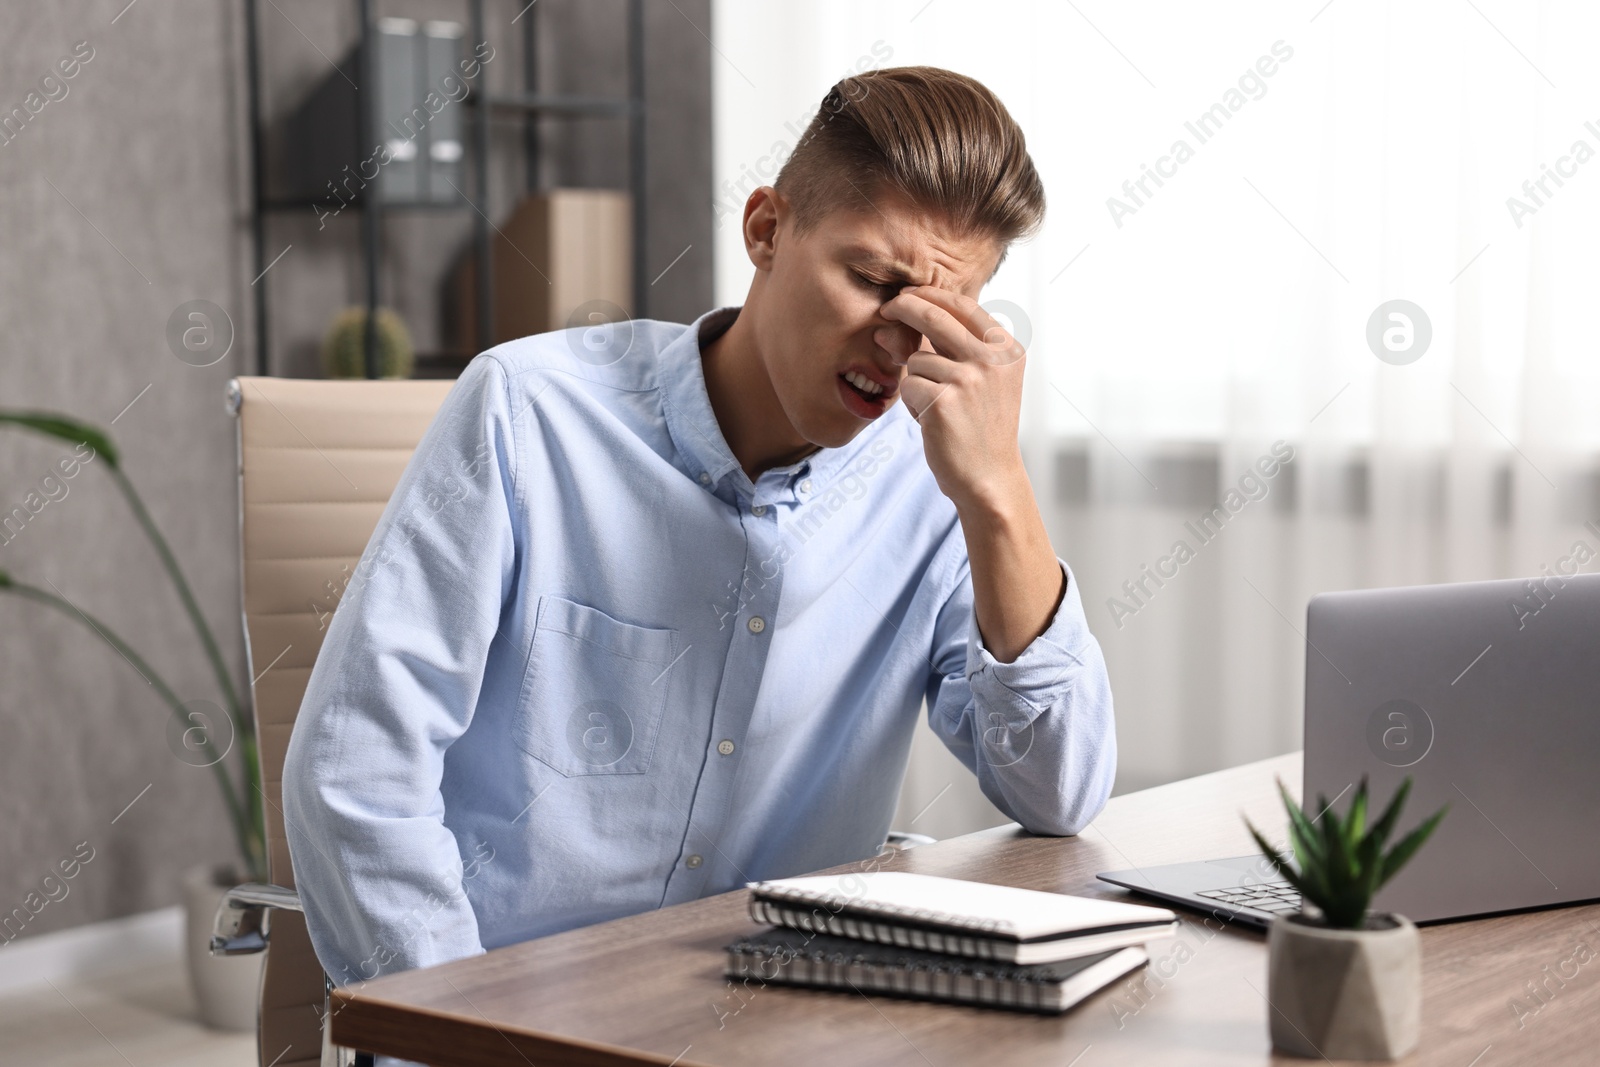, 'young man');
283,66,1116,1000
